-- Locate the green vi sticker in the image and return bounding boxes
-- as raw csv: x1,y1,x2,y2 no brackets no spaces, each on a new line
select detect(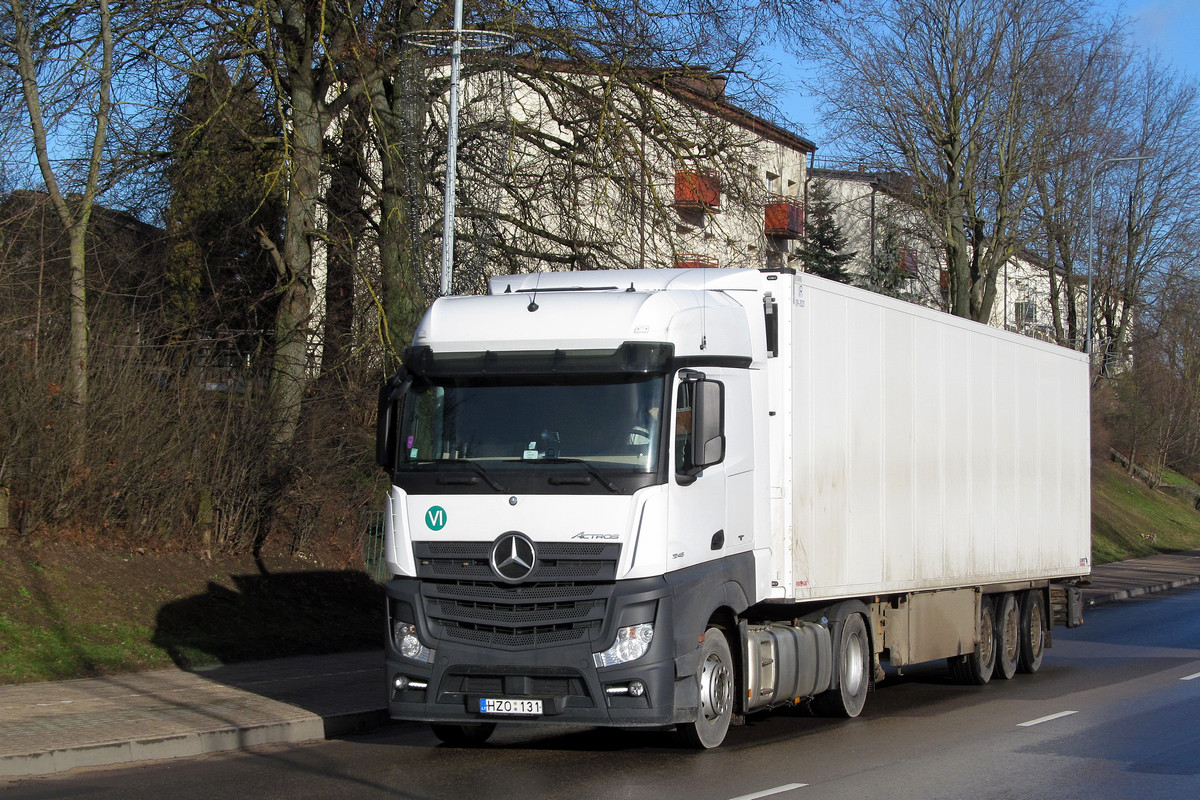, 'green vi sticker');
425,506,447,531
